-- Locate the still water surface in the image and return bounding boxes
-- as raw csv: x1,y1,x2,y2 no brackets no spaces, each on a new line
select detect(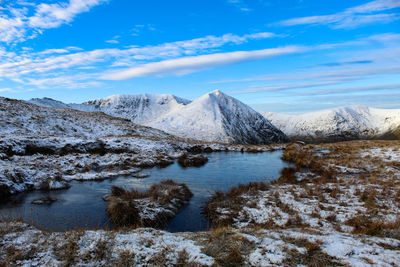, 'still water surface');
0,151,289,232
